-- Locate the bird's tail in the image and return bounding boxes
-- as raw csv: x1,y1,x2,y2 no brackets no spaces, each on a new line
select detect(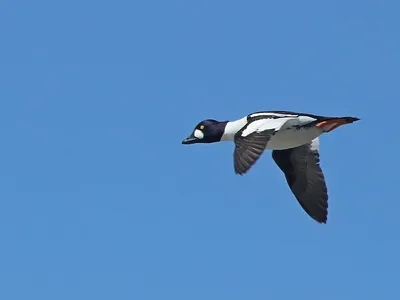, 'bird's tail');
316,116,360,132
